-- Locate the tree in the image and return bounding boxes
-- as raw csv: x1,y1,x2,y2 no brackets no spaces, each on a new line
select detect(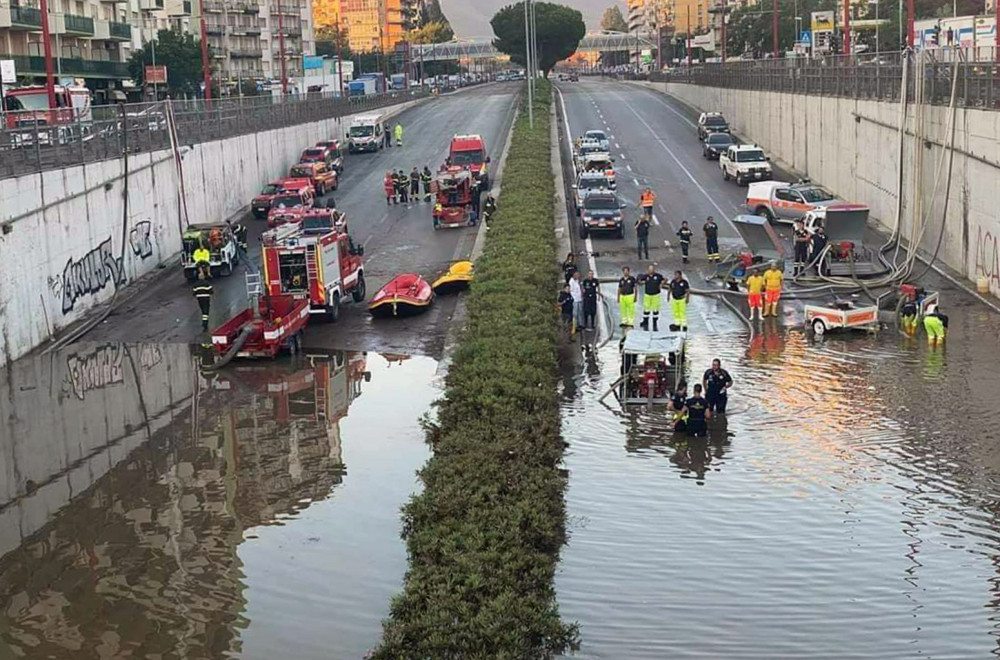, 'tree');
421,0,453,29
128,29,206,96
409,20,454,44
491,2,586,76
600,5,628,32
